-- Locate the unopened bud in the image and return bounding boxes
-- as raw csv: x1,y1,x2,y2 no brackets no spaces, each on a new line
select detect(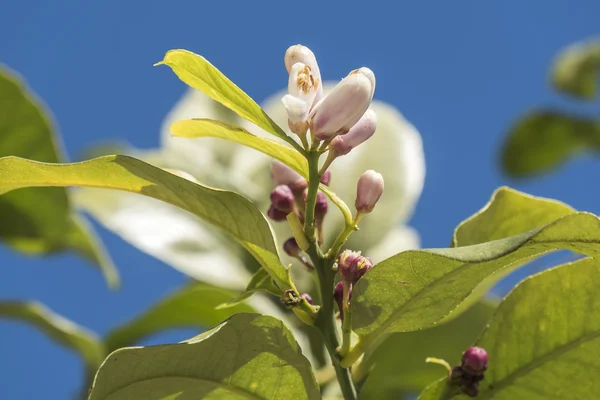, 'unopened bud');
315,191,328,217
355,170,384,214
329,109,377,156
271,161,302,186
309,67,375,140
283,238,301,258
462,382,479,398
301,293,314,305
267,205,288,222
320,170,331,186
270,185,295,213
334,281,352,321
338,250,373,284
284,45,323,105
461,347,488,375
